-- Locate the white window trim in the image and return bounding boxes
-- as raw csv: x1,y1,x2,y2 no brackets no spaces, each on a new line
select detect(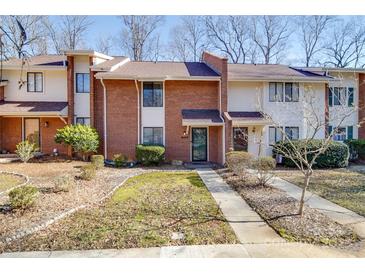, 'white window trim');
329,86,354,107
269,82,300,103
27,72,44,93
